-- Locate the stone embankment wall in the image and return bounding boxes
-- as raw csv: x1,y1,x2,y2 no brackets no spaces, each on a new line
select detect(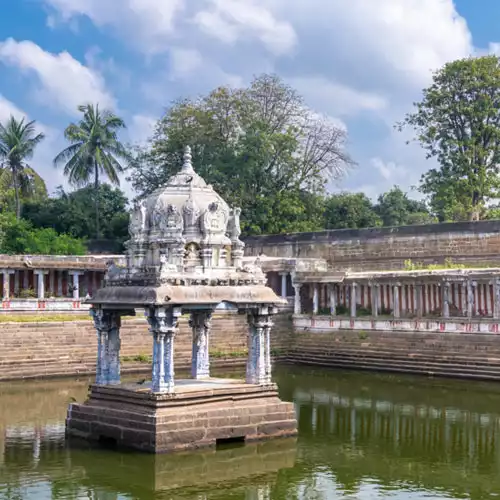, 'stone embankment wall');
0,313,292,382
285,329,500,381
243,220,500,270
6,313,500,382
